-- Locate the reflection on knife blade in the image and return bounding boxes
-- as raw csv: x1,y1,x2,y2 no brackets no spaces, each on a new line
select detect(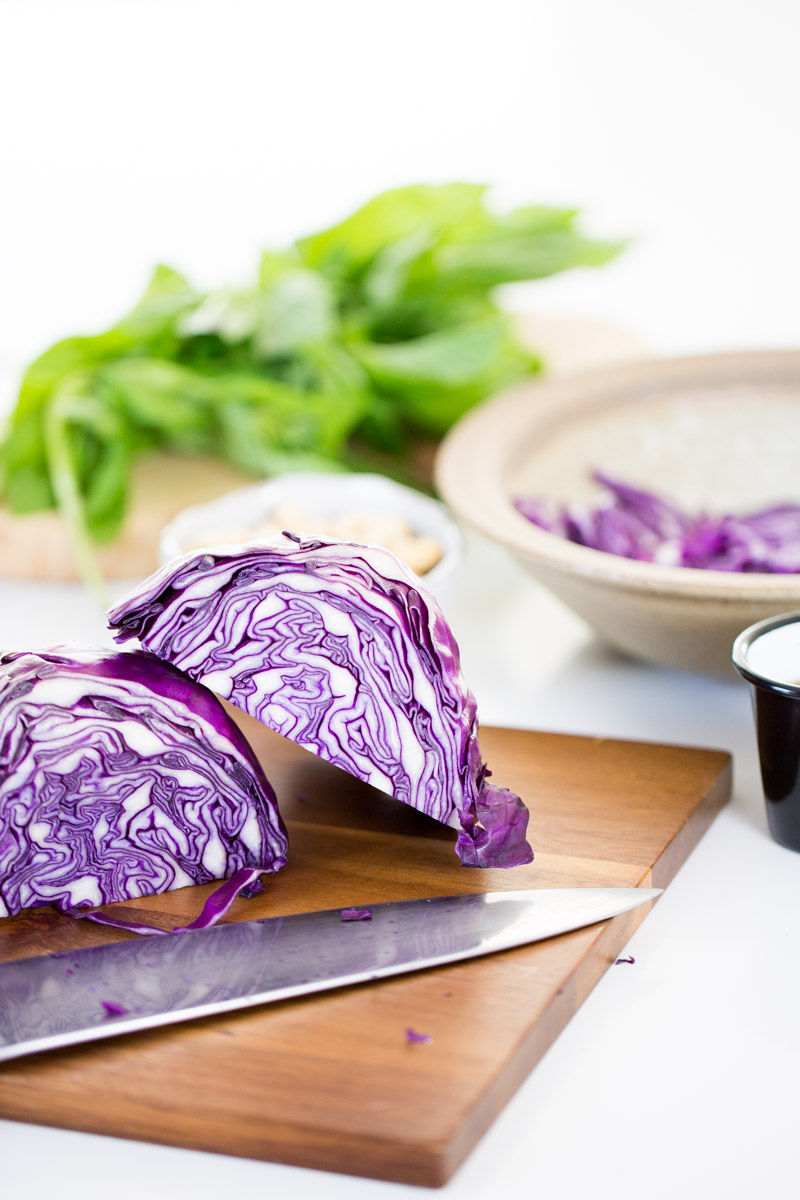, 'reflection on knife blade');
0,887,660,1063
